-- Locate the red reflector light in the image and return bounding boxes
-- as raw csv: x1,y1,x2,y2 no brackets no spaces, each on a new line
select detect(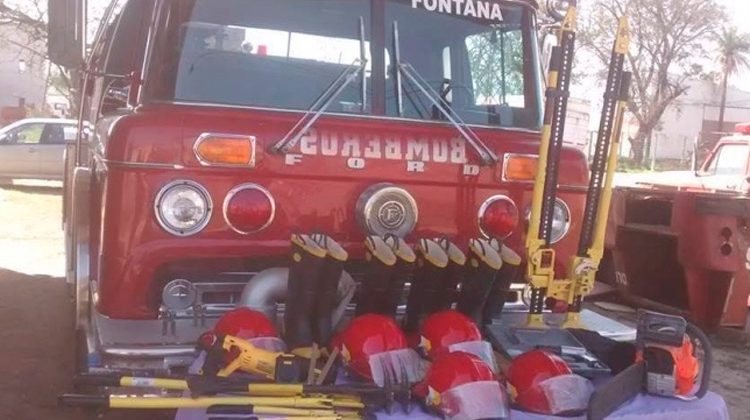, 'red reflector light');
735,123,750,135
478,195,519,239
224,184,275,234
